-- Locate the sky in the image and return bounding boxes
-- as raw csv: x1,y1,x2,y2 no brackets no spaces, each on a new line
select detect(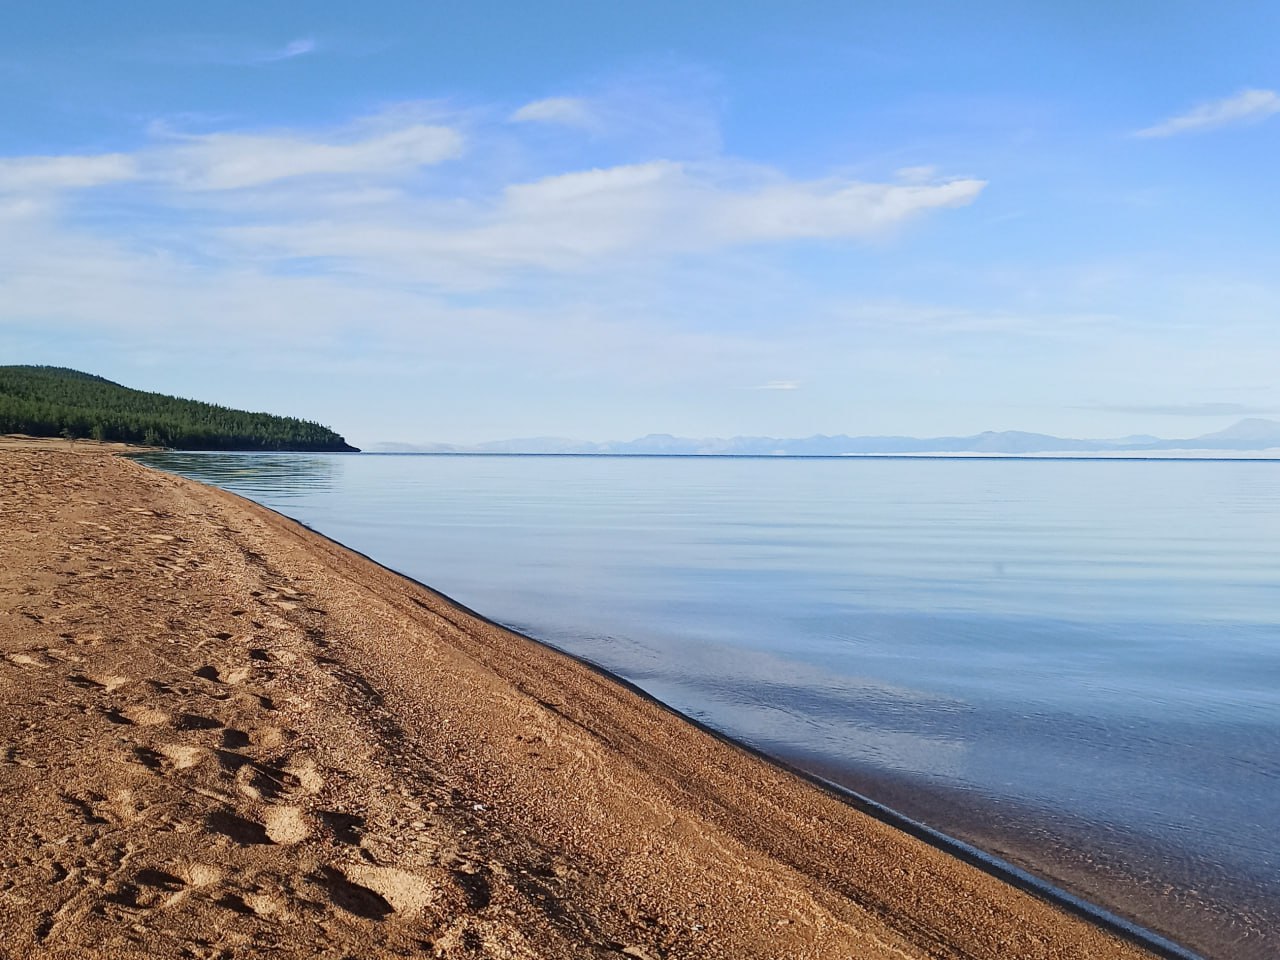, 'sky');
2,2,1279,448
